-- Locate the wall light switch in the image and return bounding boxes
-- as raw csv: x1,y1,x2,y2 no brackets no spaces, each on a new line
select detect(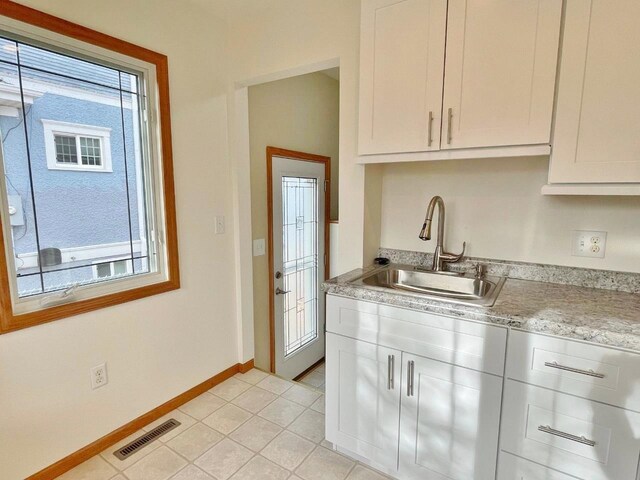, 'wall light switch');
215,215,225,235
253,238,266,256
572,230,607,258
